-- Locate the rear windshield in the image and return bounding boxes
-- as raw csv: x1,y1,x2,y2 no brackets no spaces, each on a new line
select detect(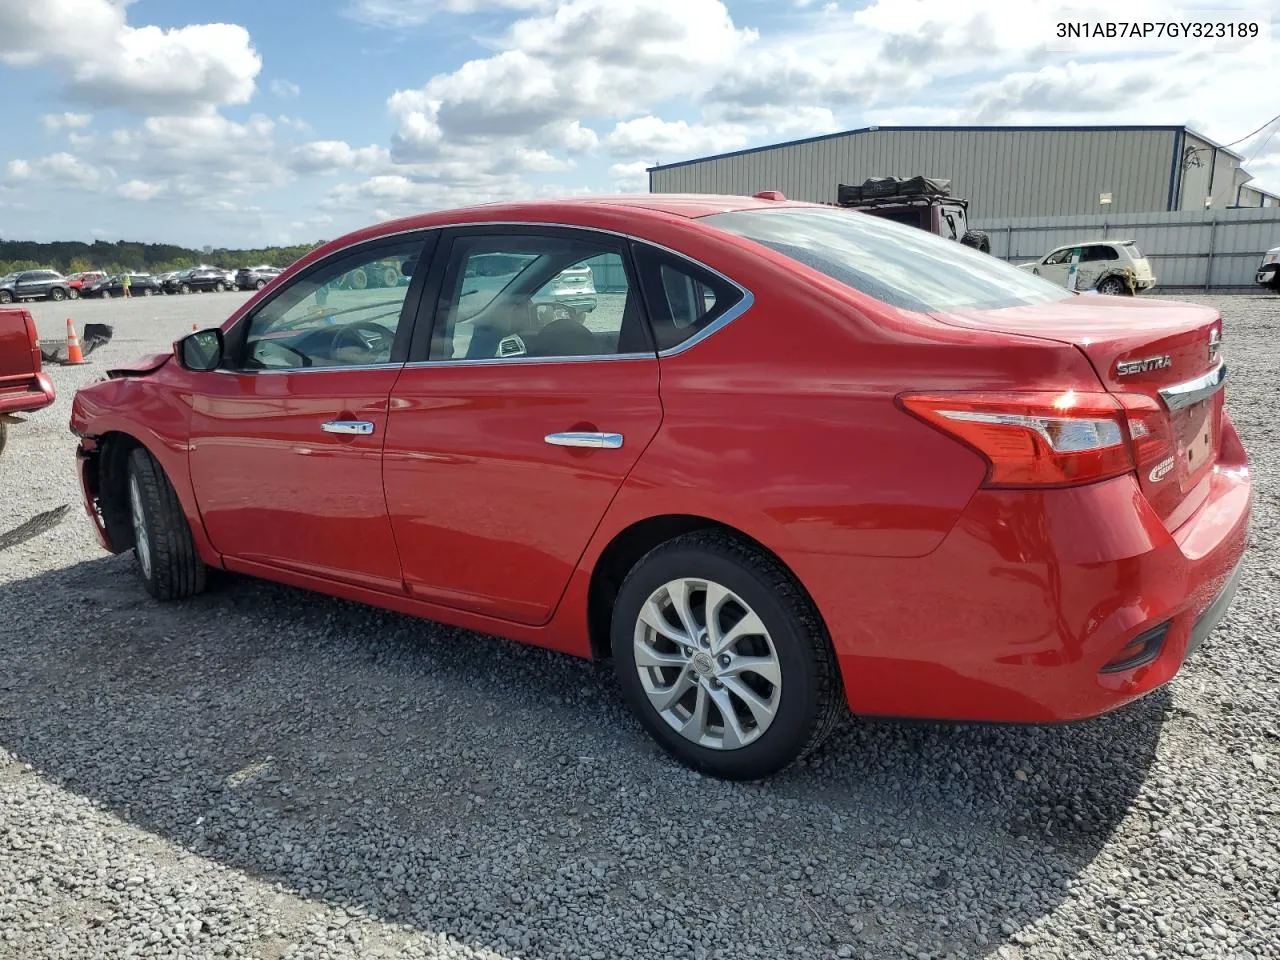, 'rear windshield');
702,206,1072,312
